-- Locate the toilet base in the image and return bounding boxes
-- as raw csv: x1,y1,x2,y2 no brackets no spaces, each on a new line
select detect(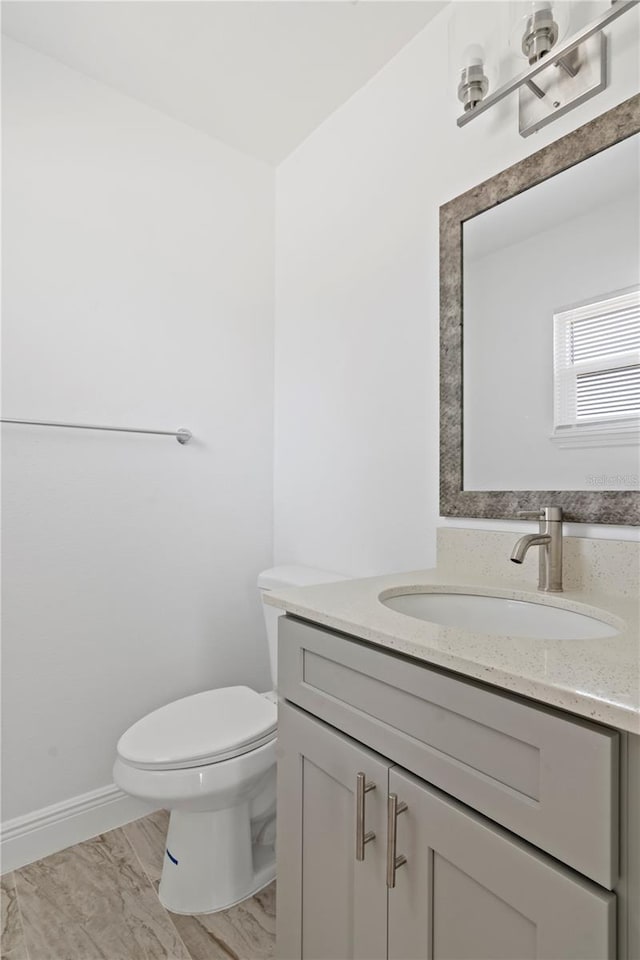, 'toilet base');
158,805,276,915
161,851,275,915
